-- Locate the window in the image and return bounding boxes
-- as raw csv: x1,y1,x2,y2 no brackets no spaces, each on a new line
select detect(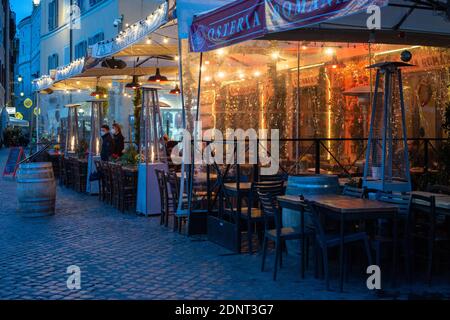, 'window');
88,32,104,46
48,54,59,73
64,46,70,65
75,41,87,59
48,0,59,31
